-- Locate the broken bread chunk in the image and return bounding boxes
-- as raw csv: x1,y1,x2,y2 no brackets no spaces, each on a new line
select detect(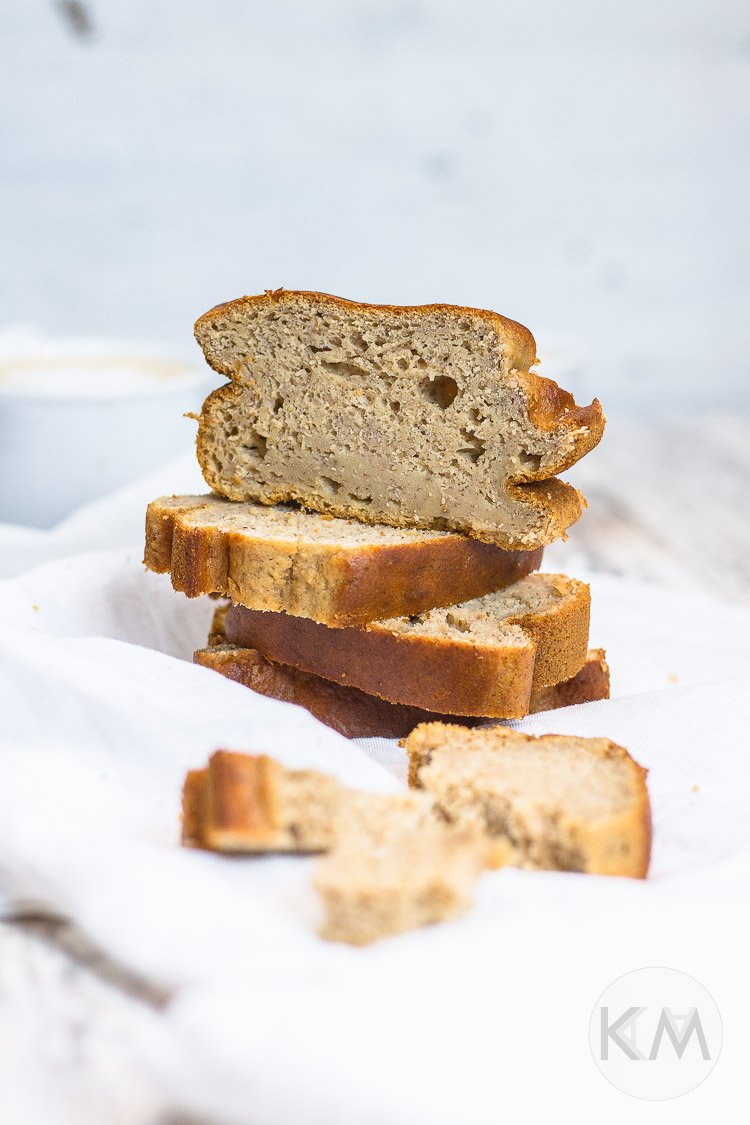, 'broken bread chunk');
313,792,486,946
194,289,604,549
404,724,651,878
181,750,344,853
181,755,490,945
